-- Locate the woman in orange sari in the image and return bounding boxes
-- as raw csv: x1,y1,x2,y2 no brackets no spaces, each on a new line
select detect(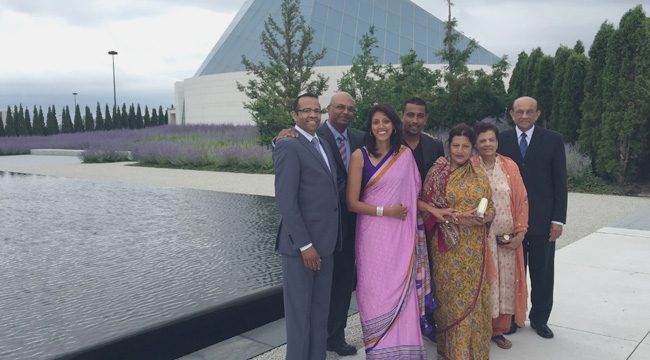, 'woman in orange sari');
419,124,494,360
471,122,528,350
